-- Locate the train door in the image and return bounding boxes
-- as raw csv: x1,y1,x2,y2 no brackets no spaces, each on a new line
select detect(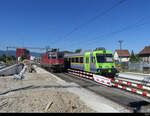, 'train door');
84,52,90,72
90,52,96,73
